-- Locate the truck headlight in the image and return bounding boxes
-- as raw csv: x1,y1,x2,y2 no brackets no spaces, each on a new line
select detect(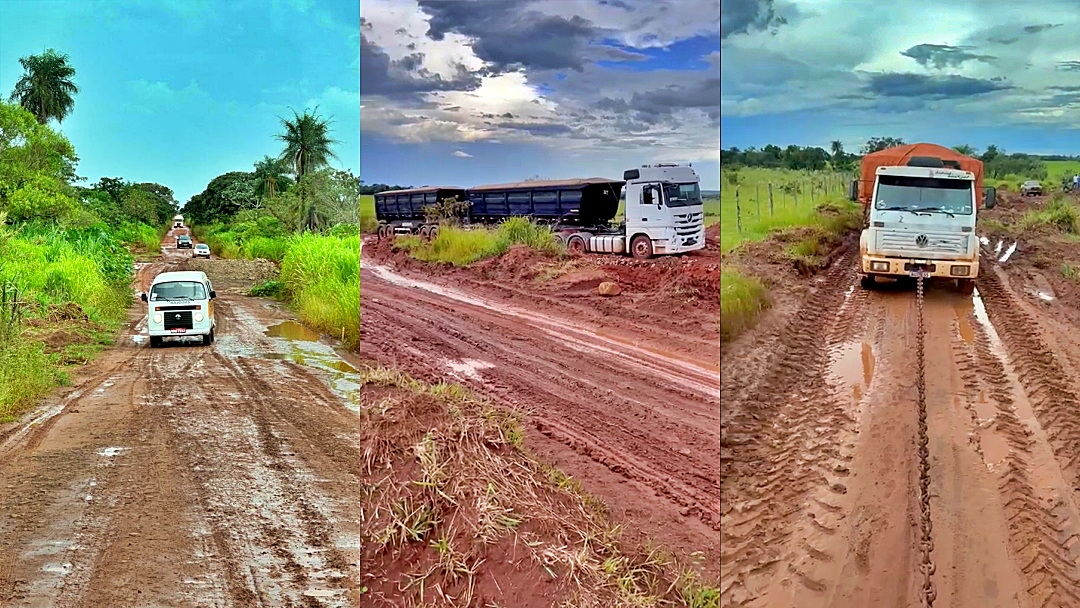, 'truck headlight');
951,265,970,276
871,261,889,272
194,312,204,322
153,313,163,324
